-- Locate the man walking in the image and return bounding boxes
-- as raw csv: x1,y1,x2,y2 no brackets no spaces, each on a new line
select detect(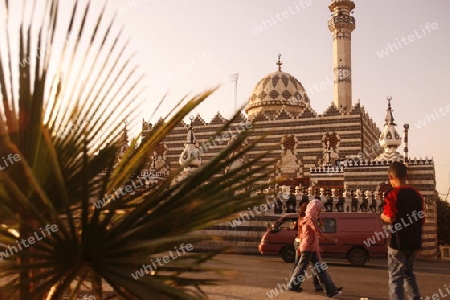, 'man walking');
381,161,425,300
